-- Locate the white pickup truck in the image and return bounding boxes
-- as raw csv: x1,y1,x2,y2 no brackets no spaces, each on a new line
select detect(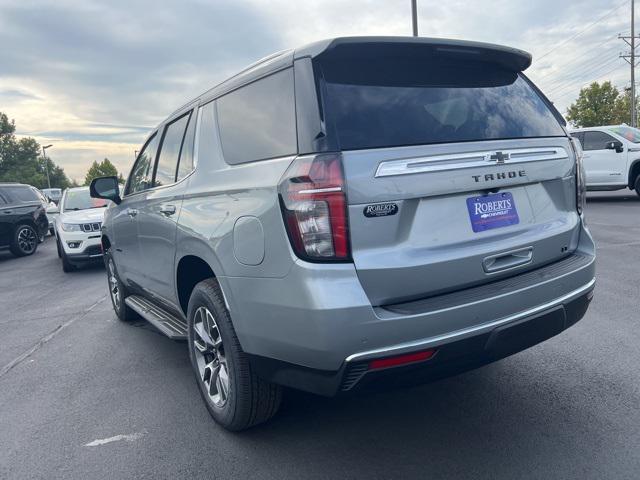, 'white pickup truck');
570,125,640,196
